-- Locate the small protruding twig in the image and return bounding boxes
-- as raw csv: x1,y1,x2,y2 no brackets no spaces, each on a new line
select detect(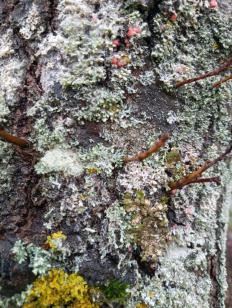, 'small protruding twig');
176,57,232,88
124,133,170,163
169,143,232,191
212,74,232,88
186,176,221,186
0,129,30,148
